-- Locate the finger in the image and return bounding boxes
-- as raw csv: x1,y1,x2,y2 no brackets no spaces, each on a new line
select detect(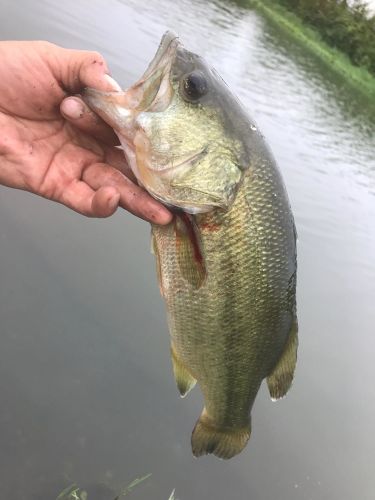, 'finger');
60,181,120,218
60,96,119,146
104,147,138,183
91,186,121,217
83,163,173,225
